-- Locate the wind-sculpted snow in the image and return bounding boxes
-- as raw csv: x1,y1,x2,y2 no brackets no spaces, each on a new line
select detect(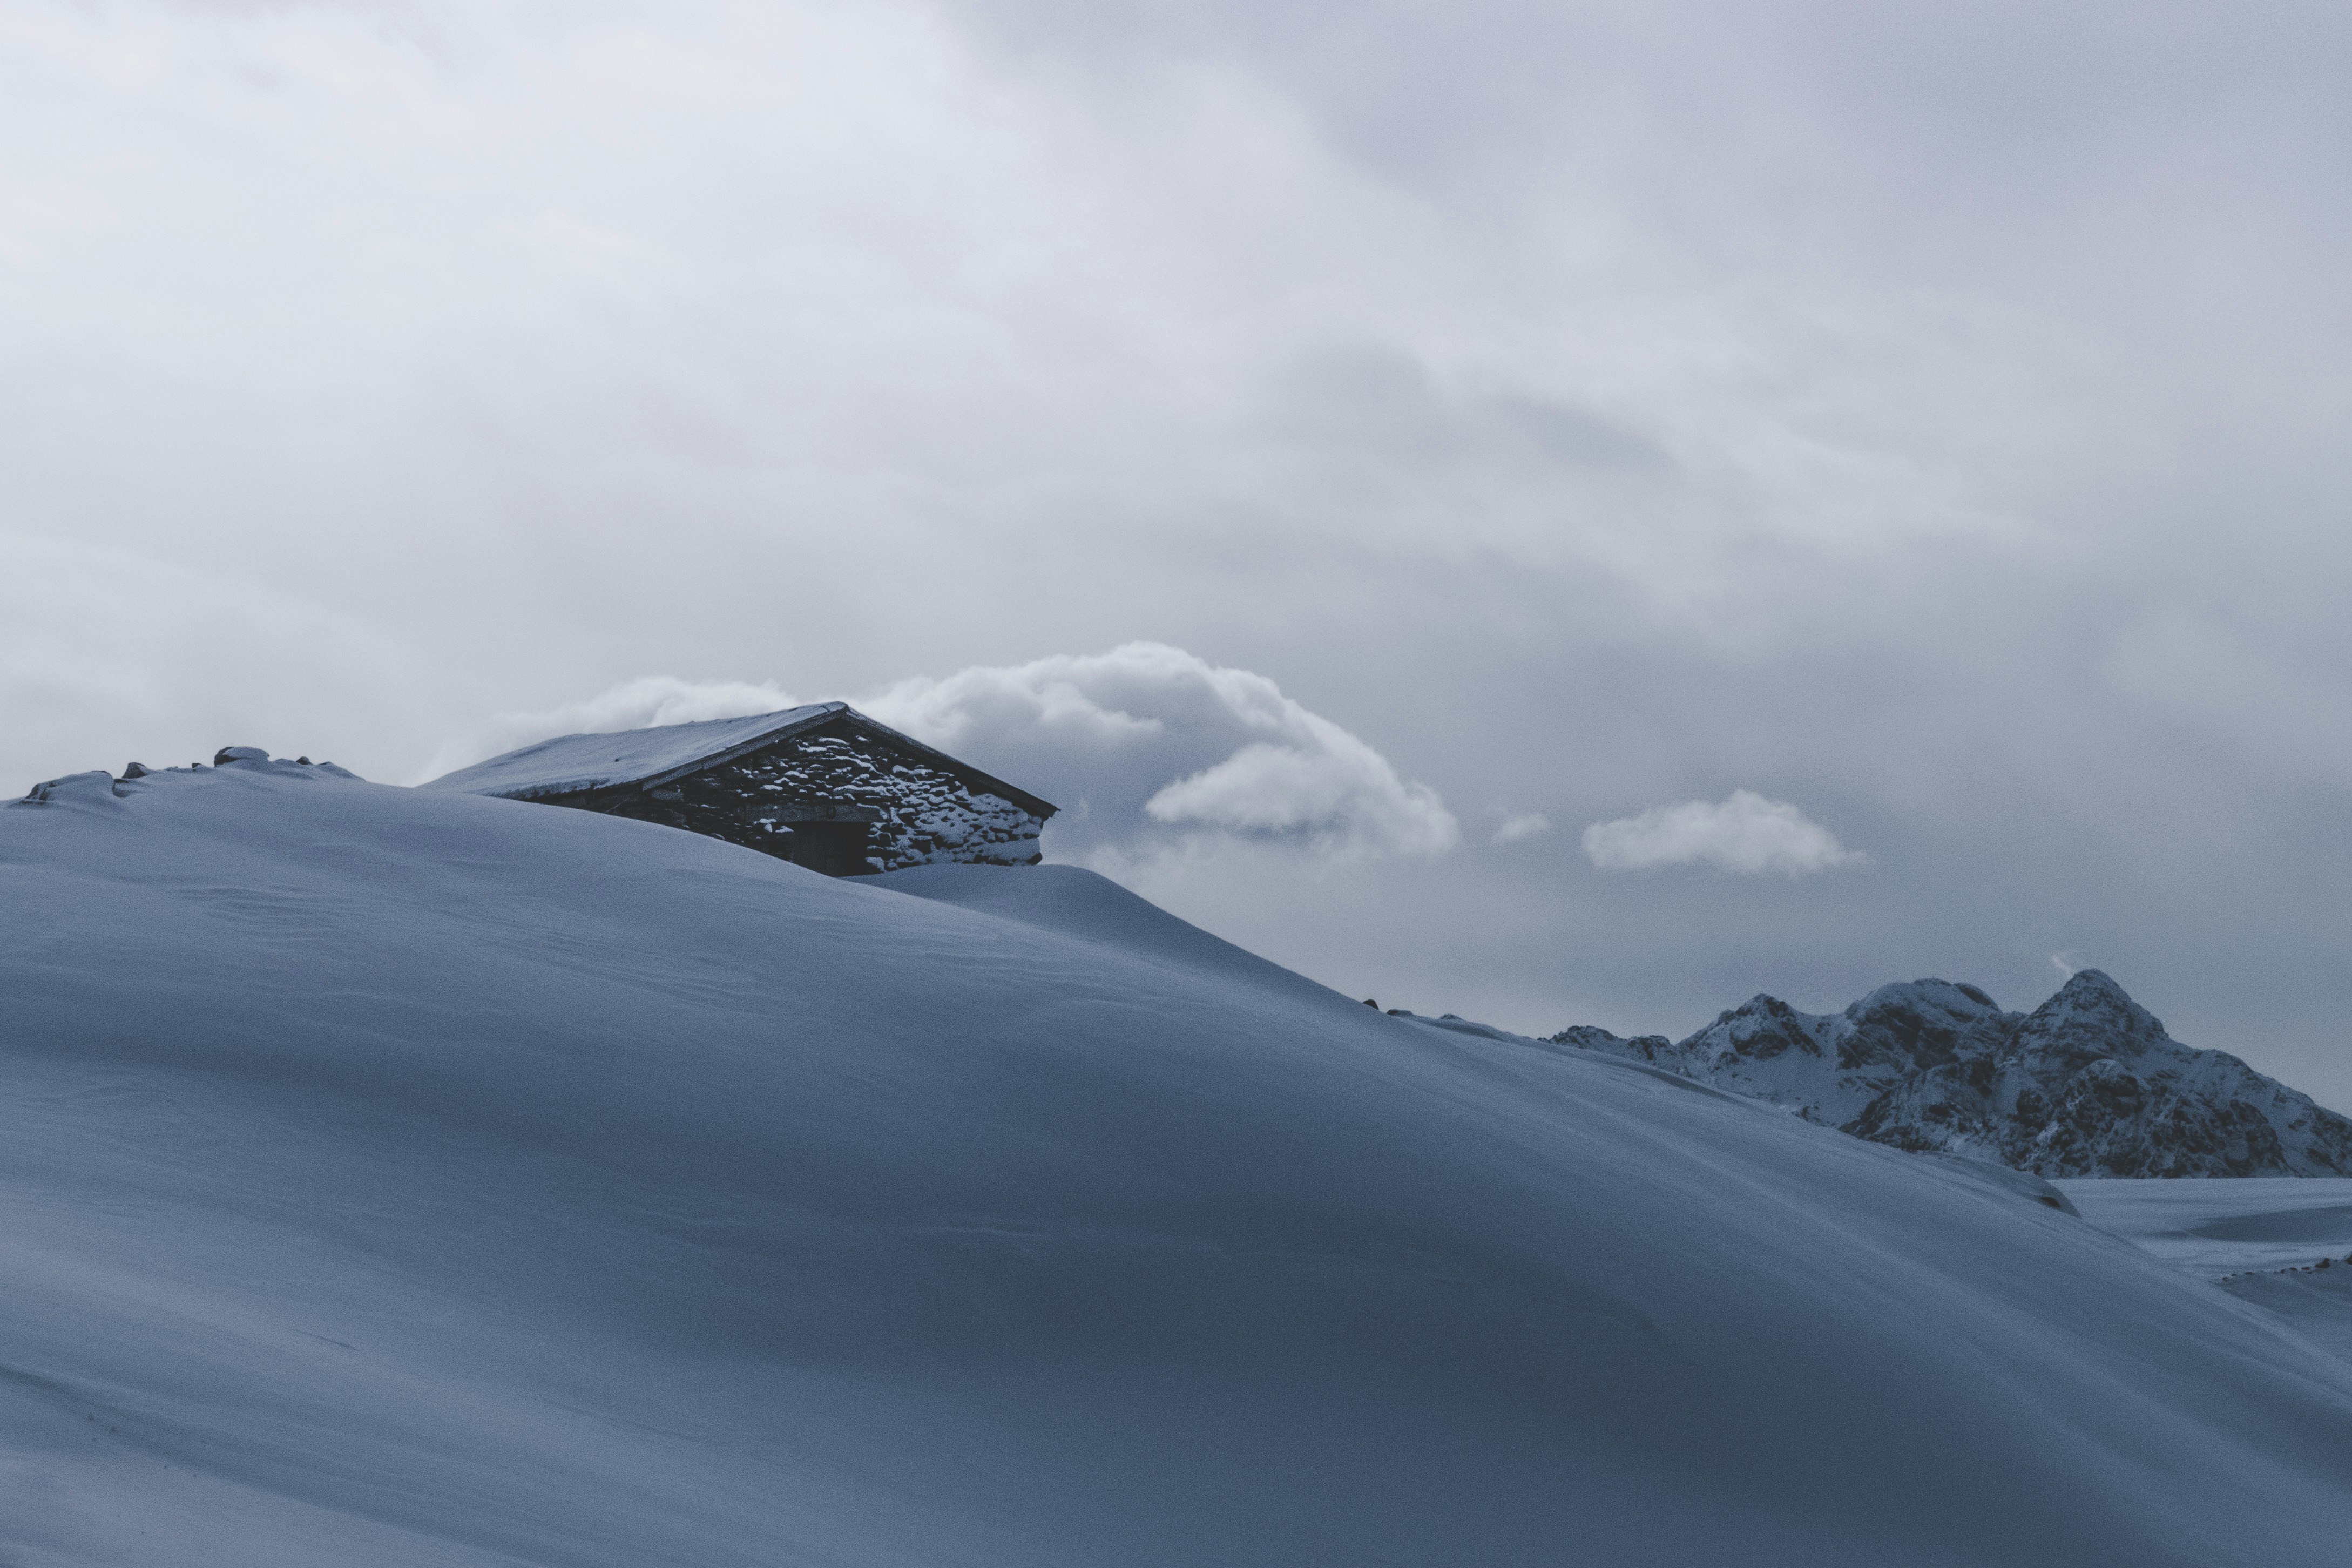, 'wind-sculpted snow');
4,756,2352,1564
1555,973,2352,1177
